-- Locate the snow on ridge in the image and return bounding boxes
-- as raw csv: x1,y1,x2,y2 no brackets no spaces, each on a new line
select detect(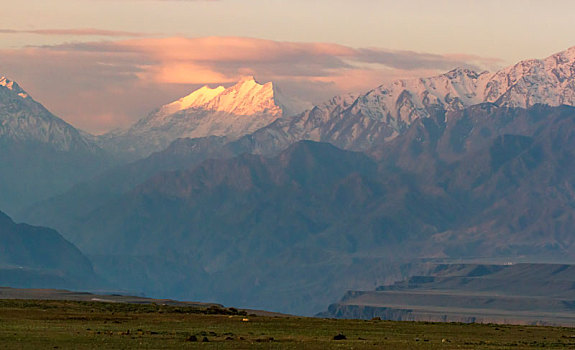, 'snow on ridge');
157,76,283,118
338,45,575,125
160,85,226,116
203,76,282,117
263,45,575,153
0,76,15,90
0,76,29,99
